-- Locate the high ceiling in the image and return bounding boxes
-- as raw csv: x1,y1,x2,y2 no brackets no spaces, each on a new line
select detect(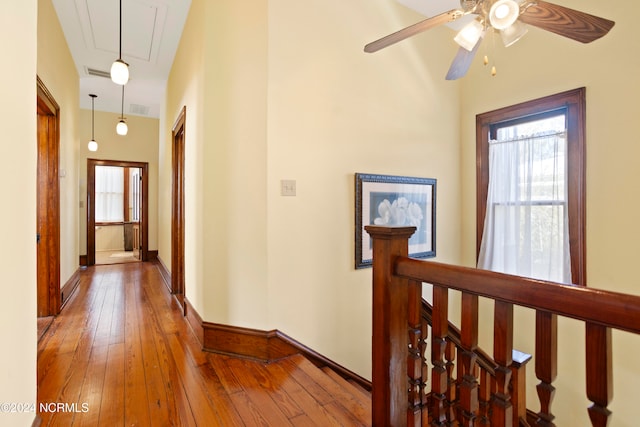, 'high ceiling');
52,0,191,118
52,0,458,119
